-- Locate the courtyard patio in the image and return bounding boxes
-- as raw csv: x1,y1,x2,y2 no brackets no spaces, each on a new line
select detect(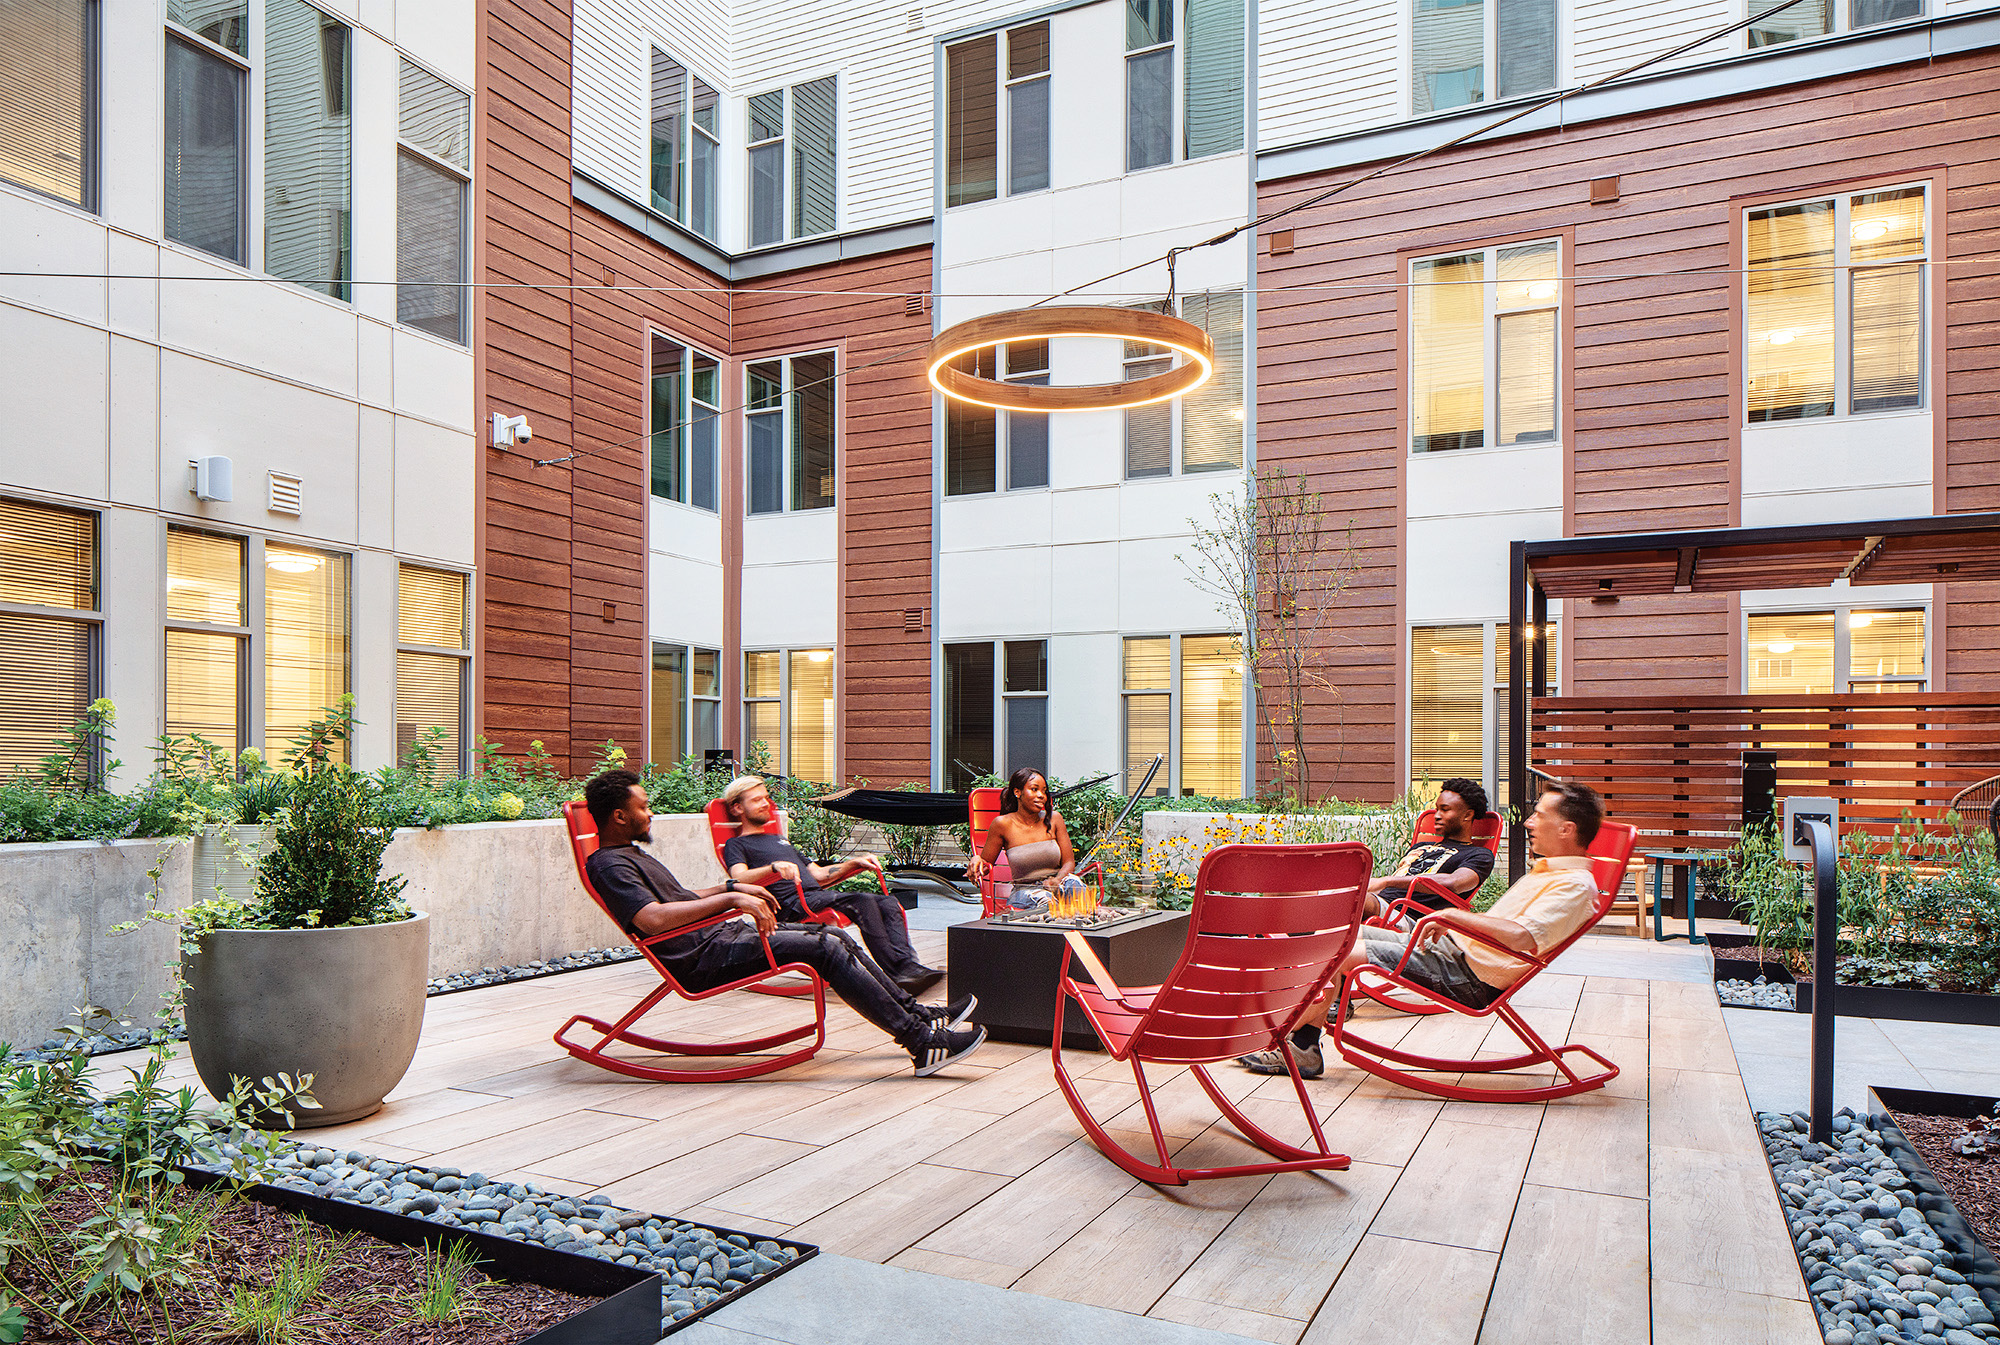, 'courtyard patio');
120,919,1833,1345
